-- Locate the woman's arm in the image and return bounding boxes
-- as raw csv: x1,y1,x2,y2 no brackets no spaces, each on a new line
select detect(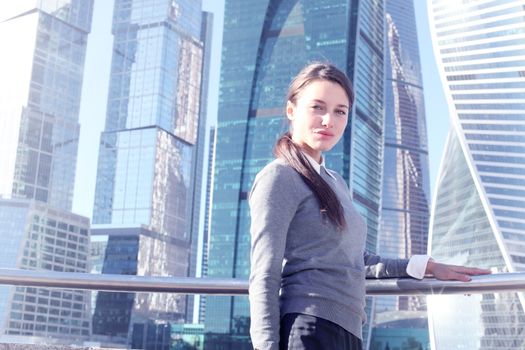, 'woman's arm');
363,251,410,278
363,252,491,281
248,164,301,350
